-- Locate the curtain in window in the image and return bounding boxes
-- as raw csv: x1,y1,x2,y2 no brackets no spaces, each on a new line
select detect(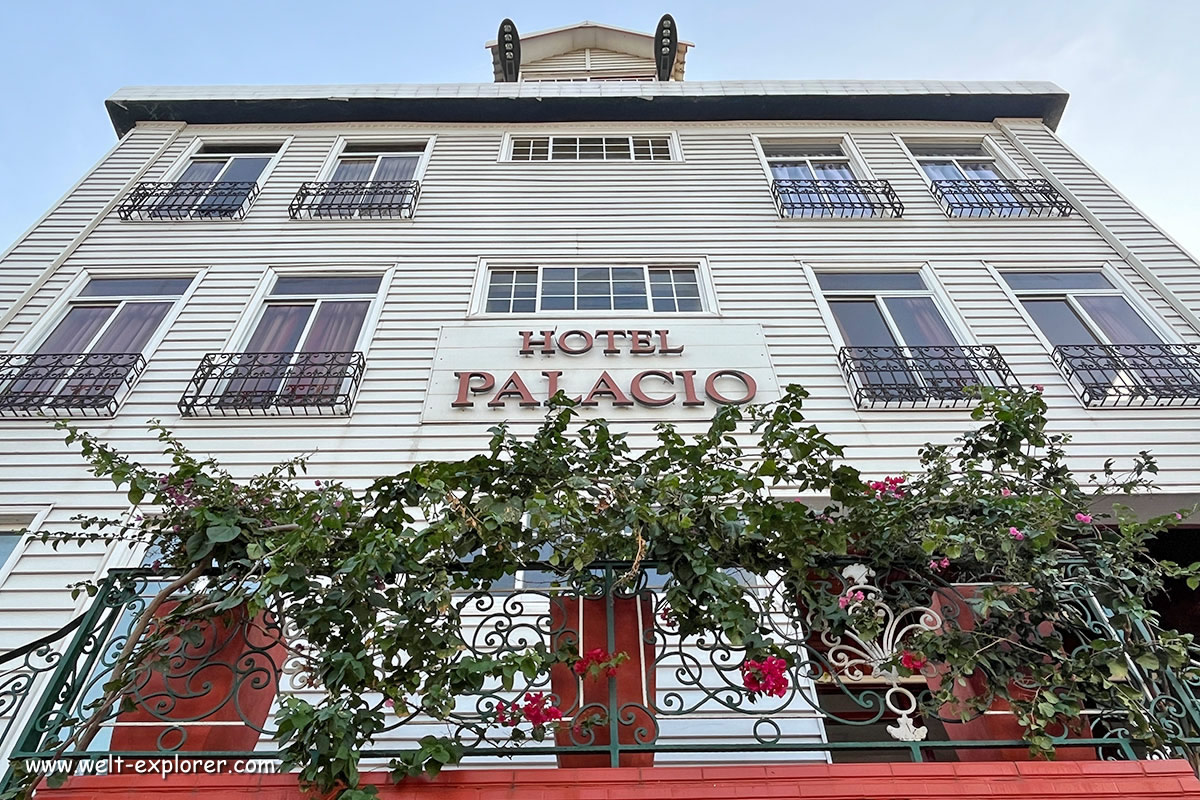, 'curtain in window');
920,162,965,181
222,304,313,406
196,156,270,218
813,161,863,213
321,159,375,216
154,161,224,218
1077,295,1183,390
884,296,975,390
58,302,173,402
364,156,419,211
830,300,912,390
6,306,115,399
284,301,370,400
